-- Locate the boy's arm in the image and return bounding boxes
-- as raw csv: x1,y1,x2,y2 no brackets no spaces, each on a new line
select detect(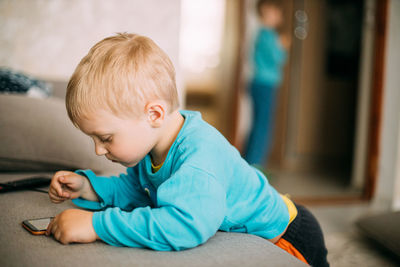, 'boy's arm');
91,166,226,250
72,168,152,210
